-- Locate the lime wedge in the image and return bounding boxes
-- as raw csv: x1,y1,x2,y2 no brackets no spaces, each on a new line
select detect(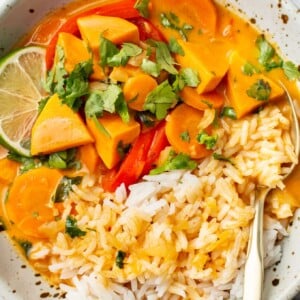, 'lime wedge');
0,46,47,157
